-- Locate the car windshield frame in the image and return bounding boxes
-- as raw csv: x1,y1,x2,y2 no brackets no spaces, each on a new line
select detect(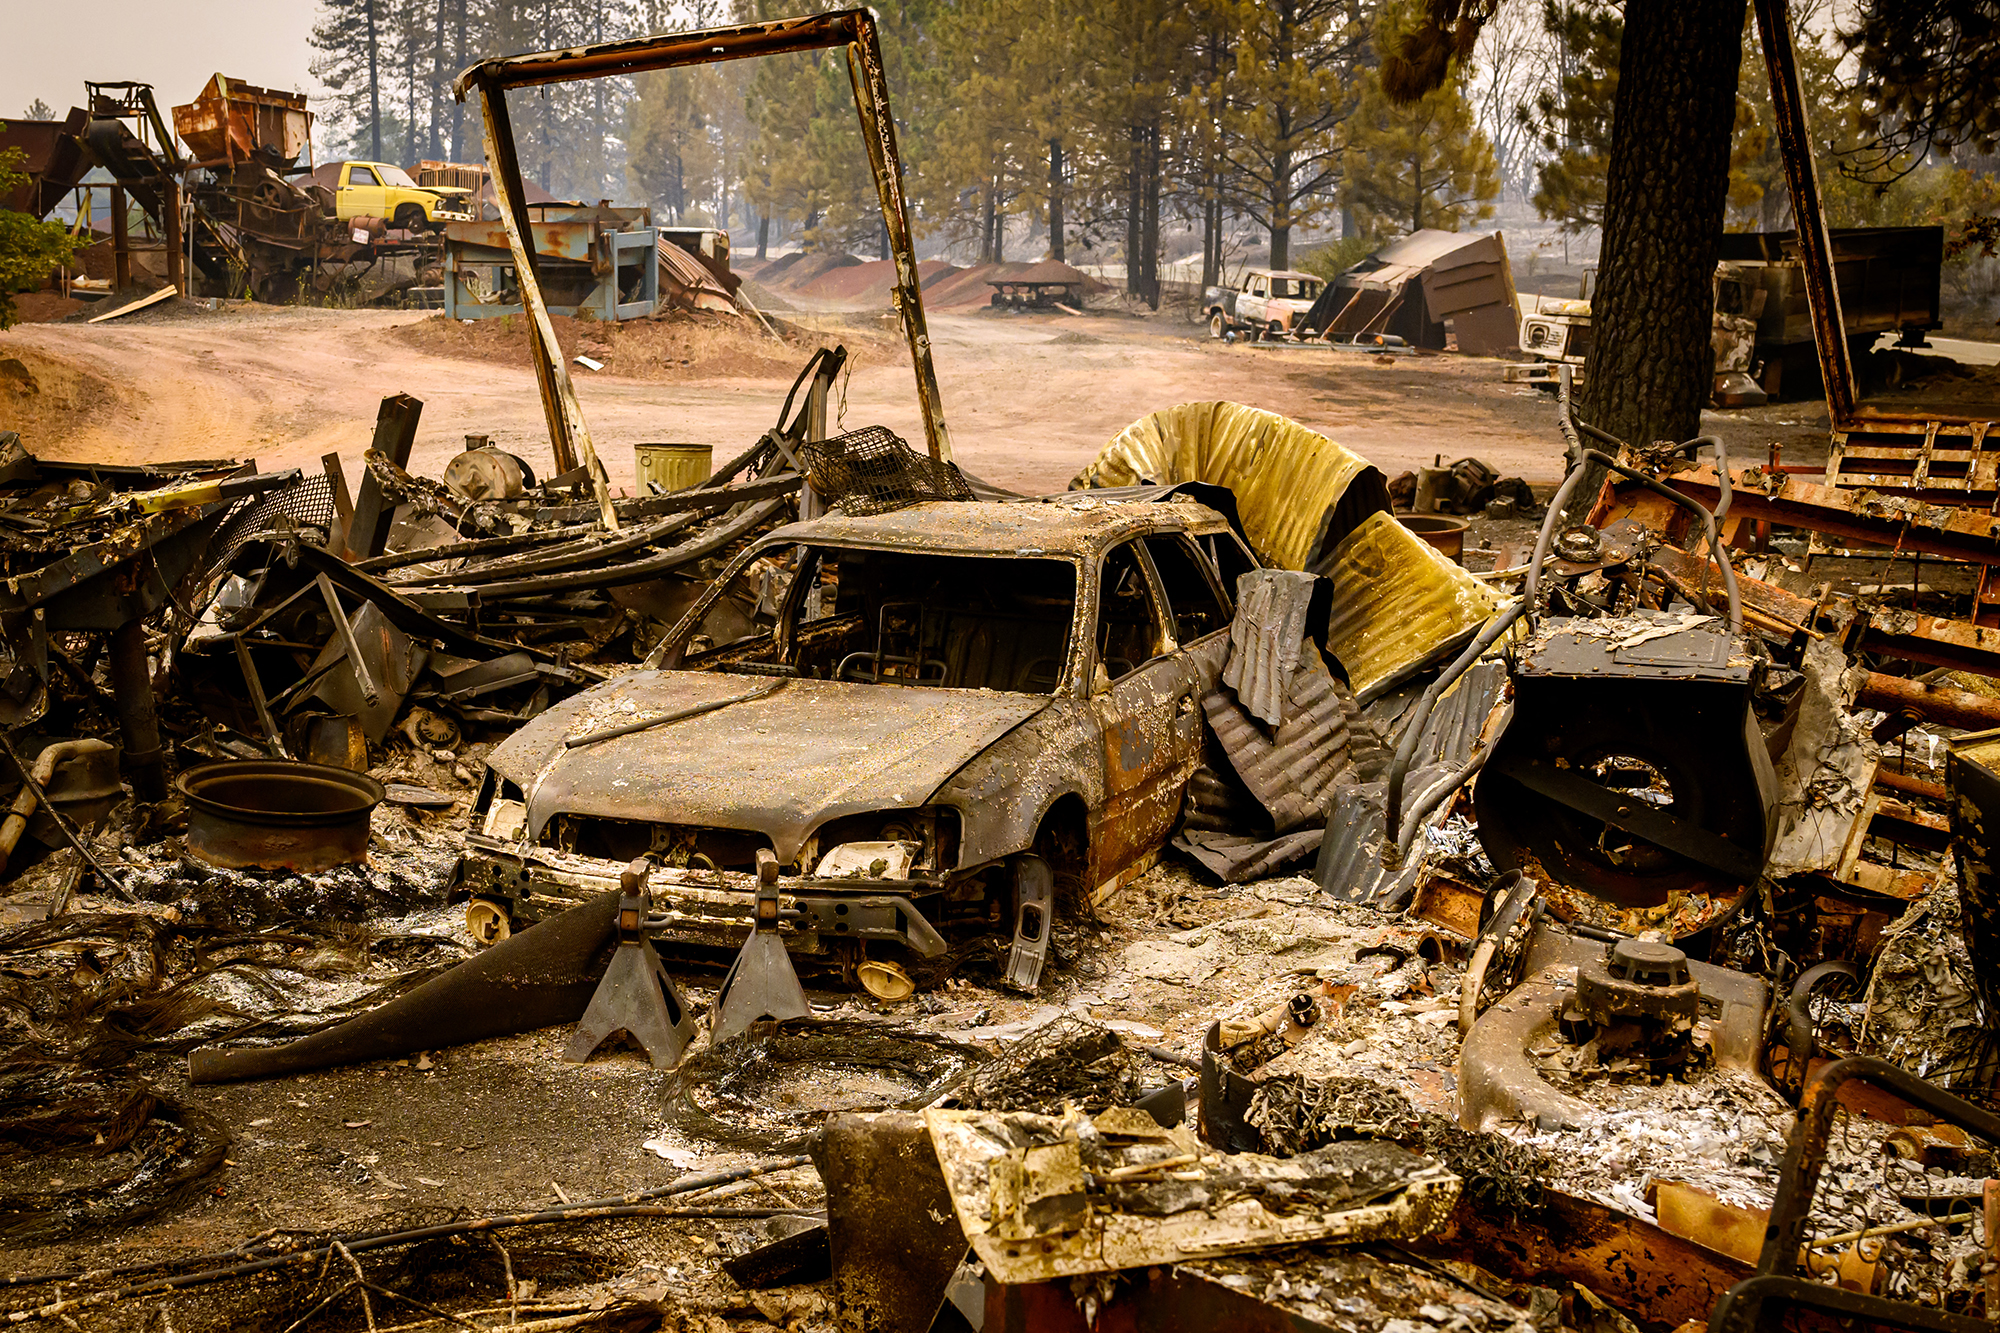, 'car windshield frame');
379,165,421,189
673,537,1089,696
